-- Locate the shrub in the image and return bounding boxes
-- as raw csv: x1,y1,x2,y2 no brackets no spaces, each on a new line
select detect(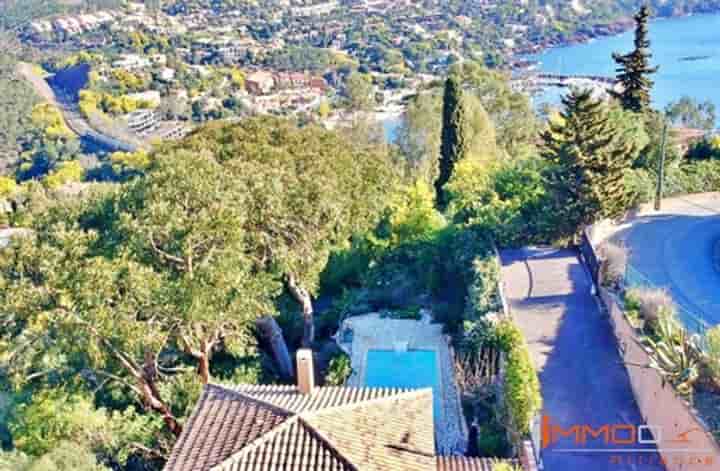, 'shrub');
491,460,523,471
496,320,541,439
704,326,720,390
324,352,353,386
380,179,446,245
447,158,554,247
477,423,510,457
625,287,677,335
465,256,501,321
626,160,720,206
0,442,108,471
600,242,627,287
9,392,108,457
391,305,422,320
